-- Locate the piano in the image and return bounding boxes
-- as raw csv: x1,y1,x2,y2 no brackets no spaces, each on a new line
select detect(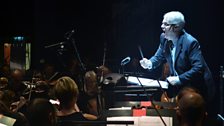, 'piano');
101,73,169,109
